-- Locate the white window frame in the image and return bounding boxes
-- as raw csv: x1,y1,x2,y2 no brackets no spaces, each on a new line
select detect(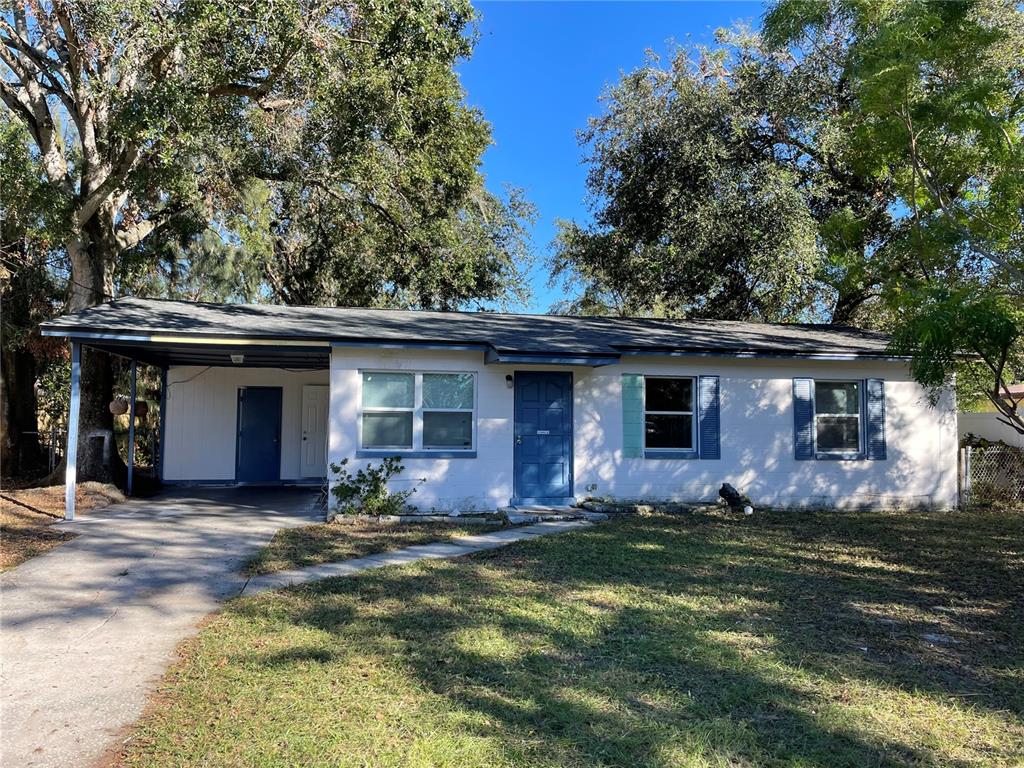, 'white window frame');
813,378,865,459
422,372,476,450
643,375,697,453
359,371,415,450
359,370,477,453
